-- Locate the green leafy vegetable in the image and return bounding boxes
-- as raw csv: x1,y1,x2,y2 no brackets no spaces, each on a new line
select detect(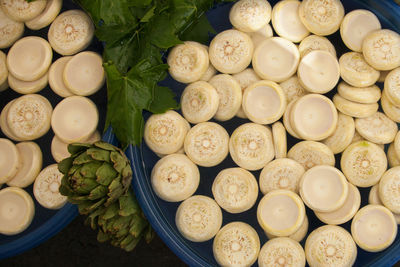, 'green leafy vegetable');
74,0,150,25
75,0,233,148
181,14,217,44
